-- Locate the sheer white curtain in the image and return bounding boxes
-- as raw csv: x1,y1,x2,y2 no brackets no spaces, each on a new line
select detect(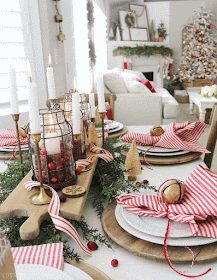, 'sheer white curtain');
72,0,90,93
93,0,107,75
